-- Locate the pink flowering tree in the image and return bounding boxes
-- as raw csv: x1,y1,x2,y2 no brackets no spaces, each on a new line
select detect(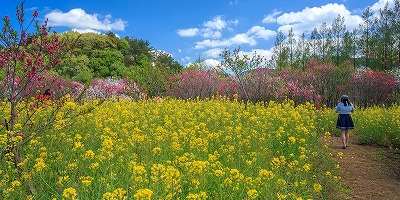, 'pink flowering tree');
0,2,78,189
219,48,269,109
244,68,285,103
1,2,74,128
